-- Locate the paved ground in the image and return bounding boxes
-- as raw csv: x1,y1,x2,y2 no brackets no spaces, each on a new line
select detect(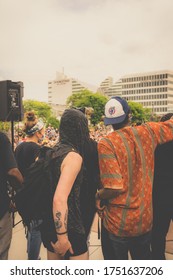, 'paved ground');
9,214,103,260
8,214,173,260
